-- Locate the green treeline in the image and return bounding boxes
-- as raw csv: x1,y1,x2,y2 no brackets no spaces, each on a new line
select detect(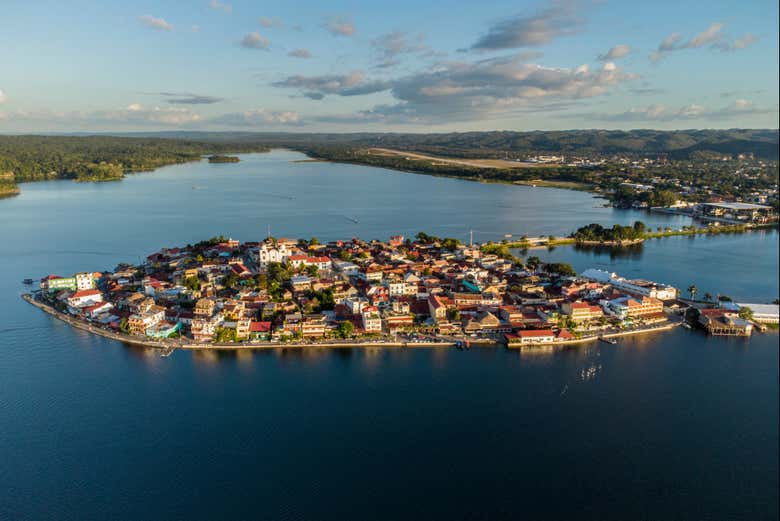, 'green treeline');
207,155,240,163
0,136,268,182
572,221,647,243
